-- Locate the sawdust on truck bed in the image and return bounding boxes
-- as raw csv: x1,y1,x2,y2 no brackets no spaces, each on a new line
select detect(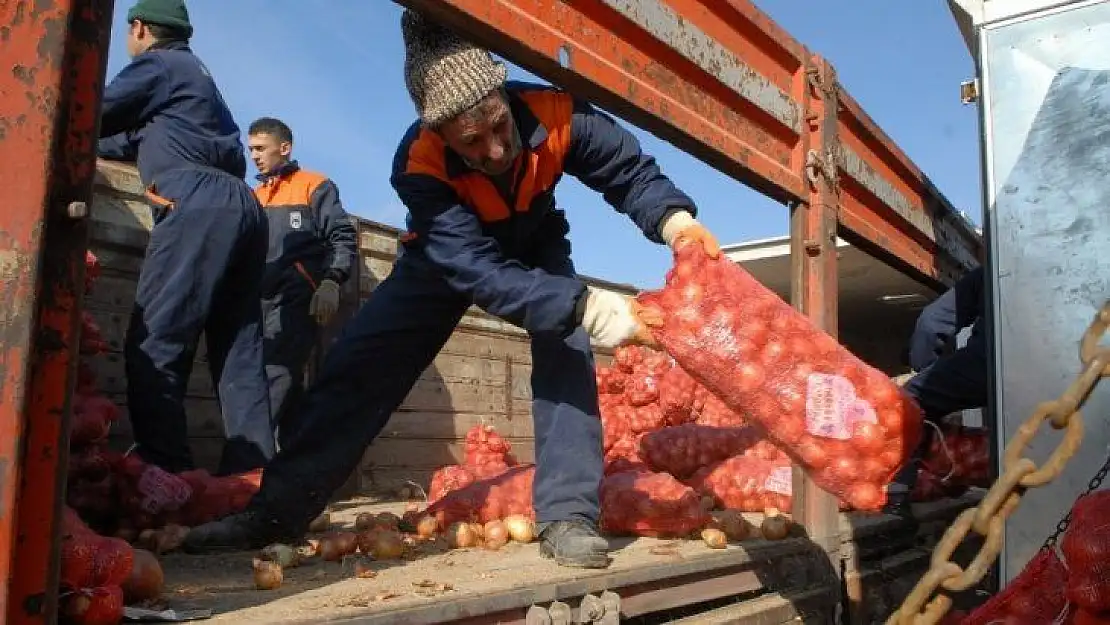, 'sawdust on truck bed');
155,499,782,624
